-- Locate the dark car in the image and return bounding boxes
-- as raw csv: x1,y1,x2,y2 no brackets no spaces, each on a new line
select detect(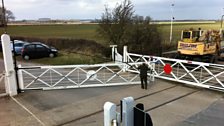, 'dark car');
21,42,58,60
